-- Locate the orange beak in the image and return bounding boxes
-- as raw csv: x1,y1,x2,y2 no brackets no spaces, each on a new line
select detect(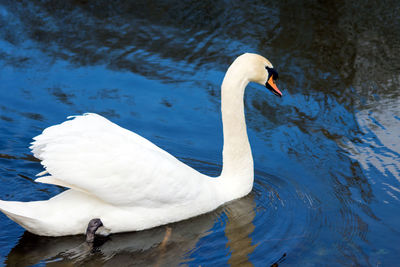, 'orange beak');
266,76,282,97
